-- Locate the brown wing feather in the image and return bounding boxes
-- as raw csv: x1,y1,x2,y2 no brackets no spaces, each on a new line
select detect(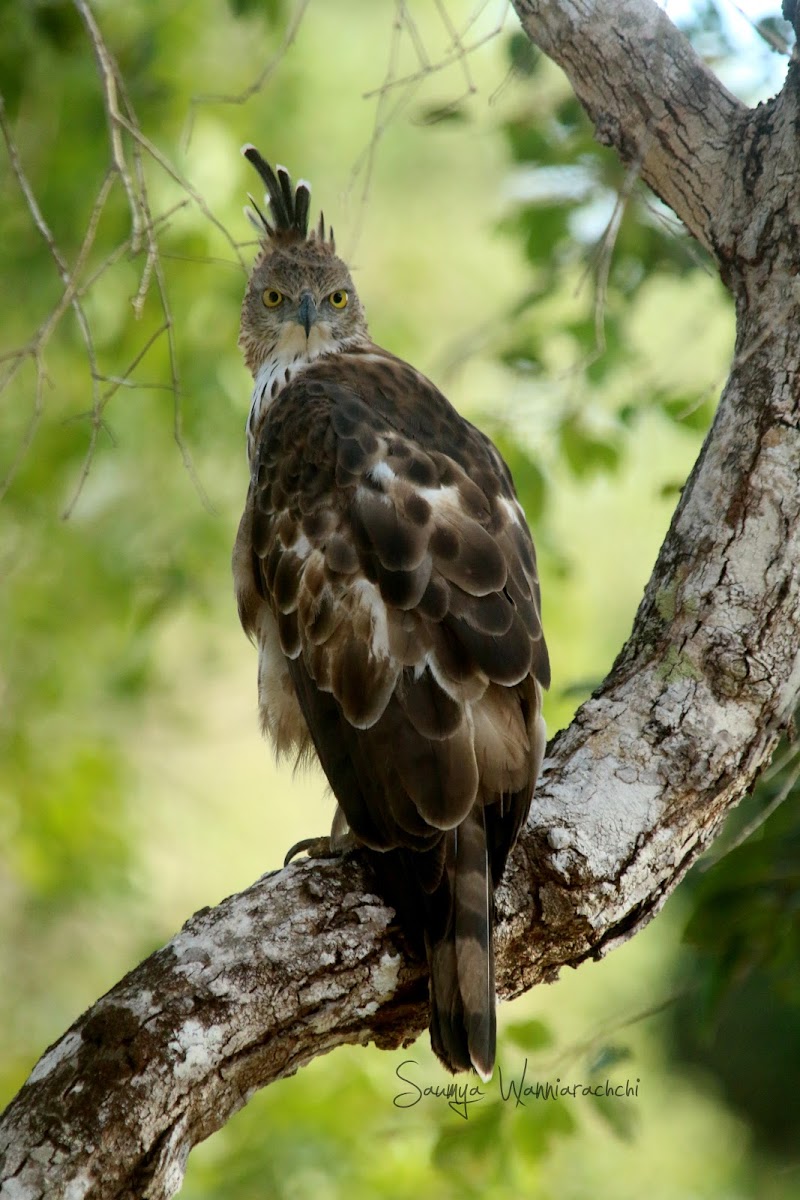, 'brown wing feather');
235,347,549,1077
